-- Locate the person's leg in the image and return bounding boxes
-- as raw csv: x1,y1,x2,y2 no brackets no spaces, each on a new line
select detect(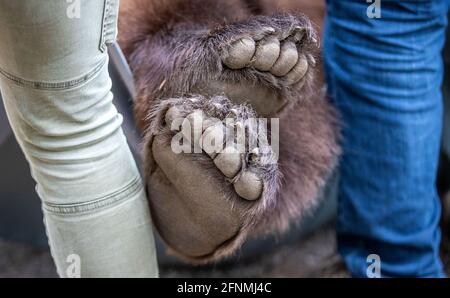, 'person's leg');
0,0,158,277
324,0,449,277
442,12,450,159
